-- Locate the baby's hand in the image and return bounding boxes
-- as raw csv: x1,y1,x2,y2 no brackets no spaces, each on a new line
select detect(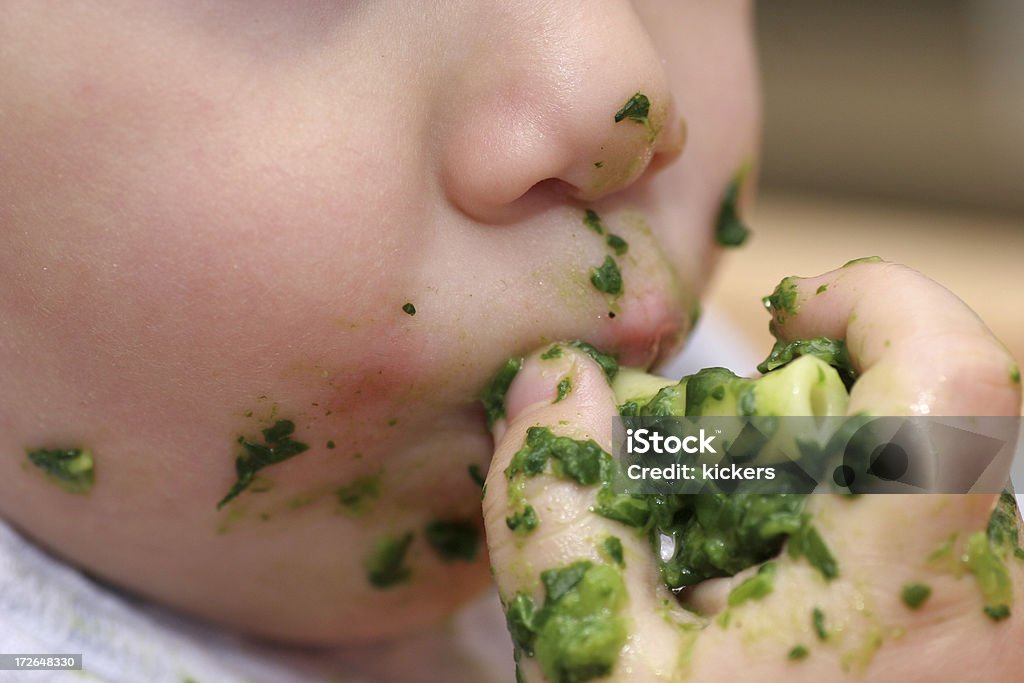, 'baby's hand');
483,261,1023,682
